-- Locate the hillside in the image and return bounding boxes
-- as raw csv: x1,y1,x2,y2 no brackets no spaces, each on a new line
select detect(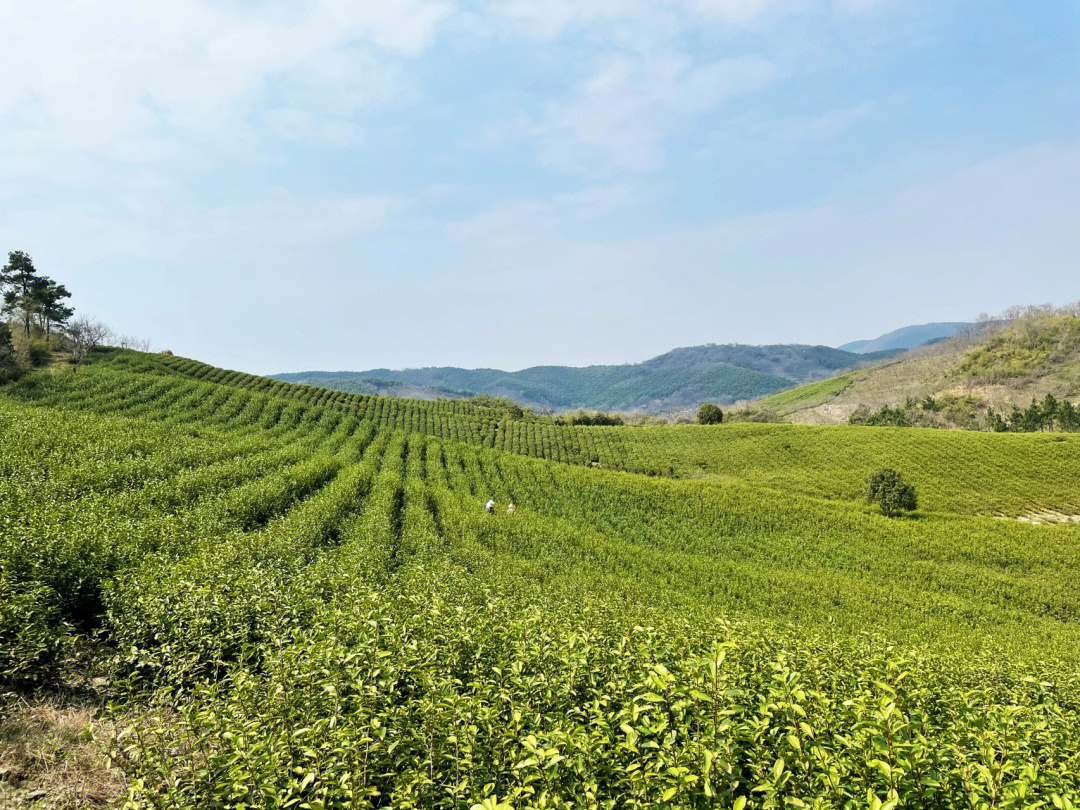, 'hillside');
758,310,1080,428
13,347,1080,513
838,321,969,353
276,343,898,413
5,349,1080,807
